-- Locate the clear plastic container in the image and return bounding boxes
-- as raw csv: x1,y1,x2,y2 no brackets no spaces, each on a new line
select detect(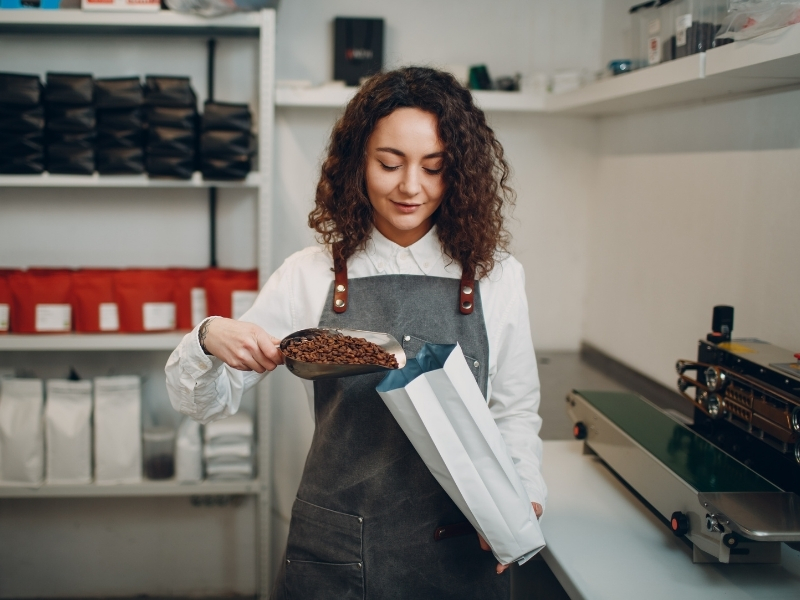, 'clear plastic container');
710,0,733,48
702,0,731,50
143,426,176,480
673,0,731,58
657,0,679,63
630,1,657,70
